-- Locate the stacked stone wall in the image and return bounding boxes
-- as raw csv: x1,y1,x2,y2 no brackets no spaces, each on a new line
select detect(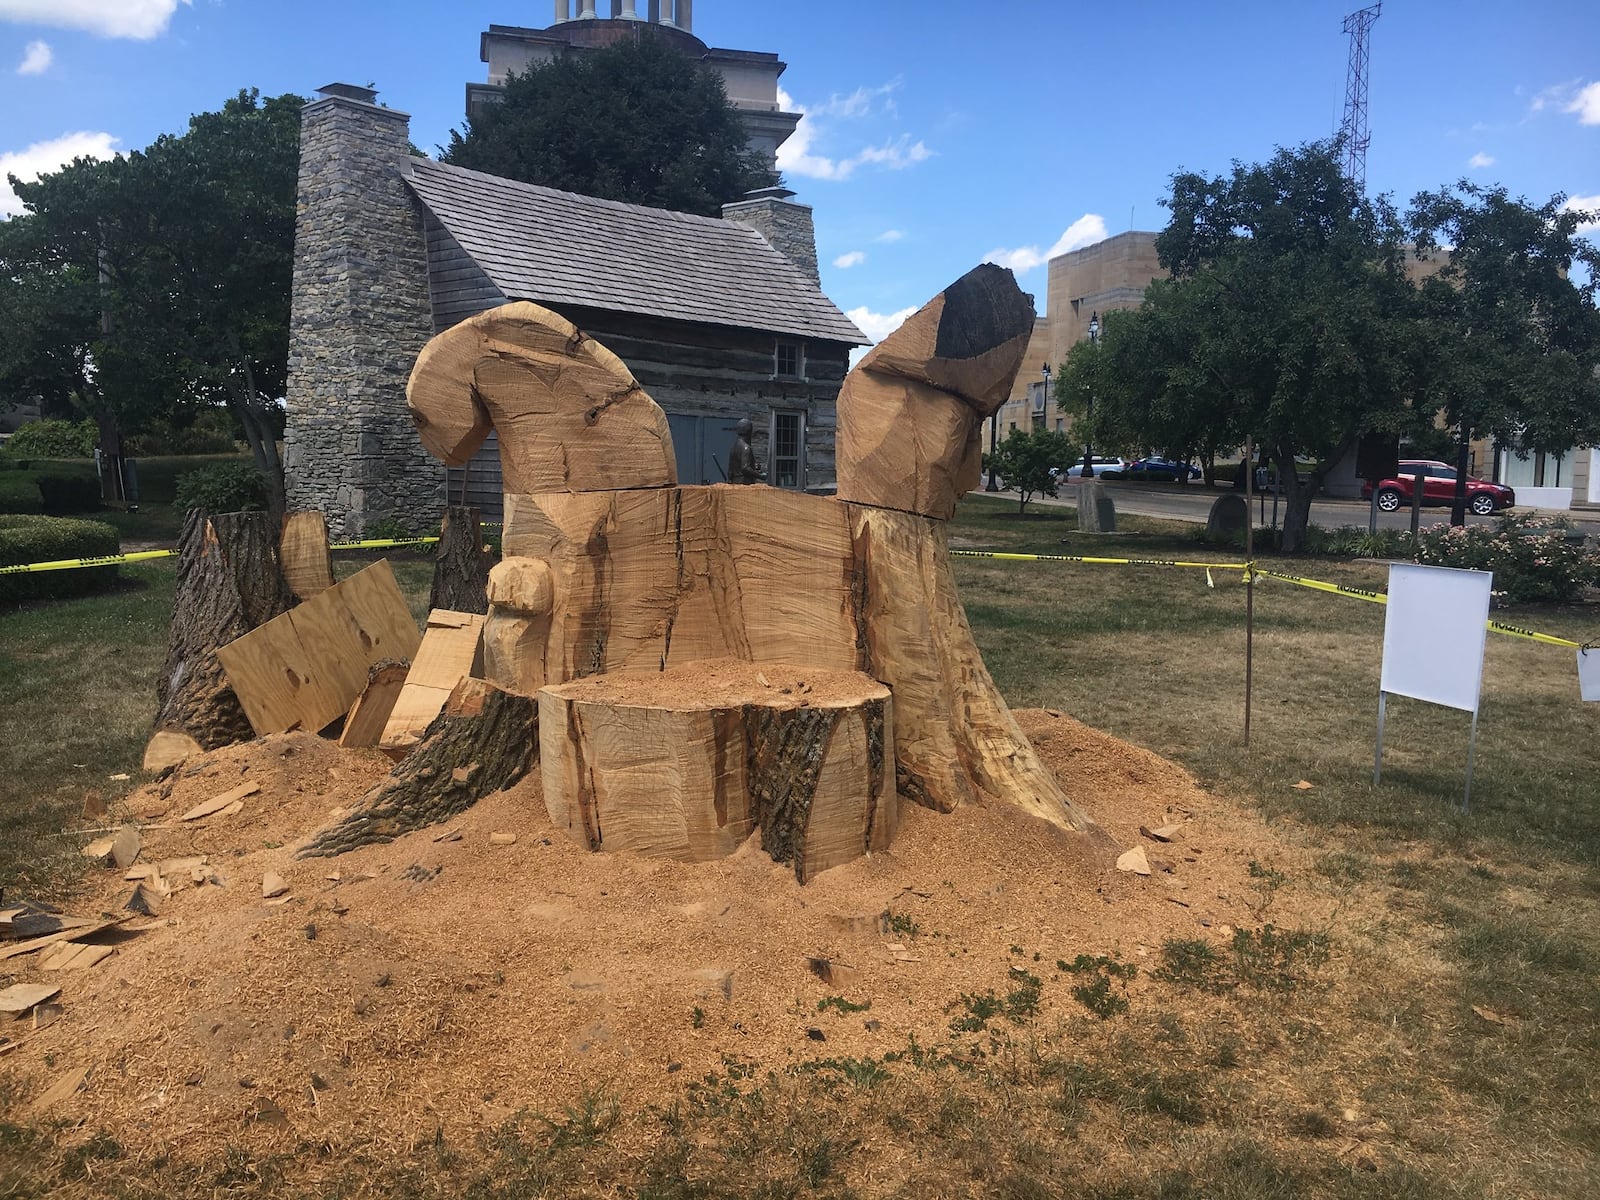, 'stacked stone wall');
284,95,442,540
